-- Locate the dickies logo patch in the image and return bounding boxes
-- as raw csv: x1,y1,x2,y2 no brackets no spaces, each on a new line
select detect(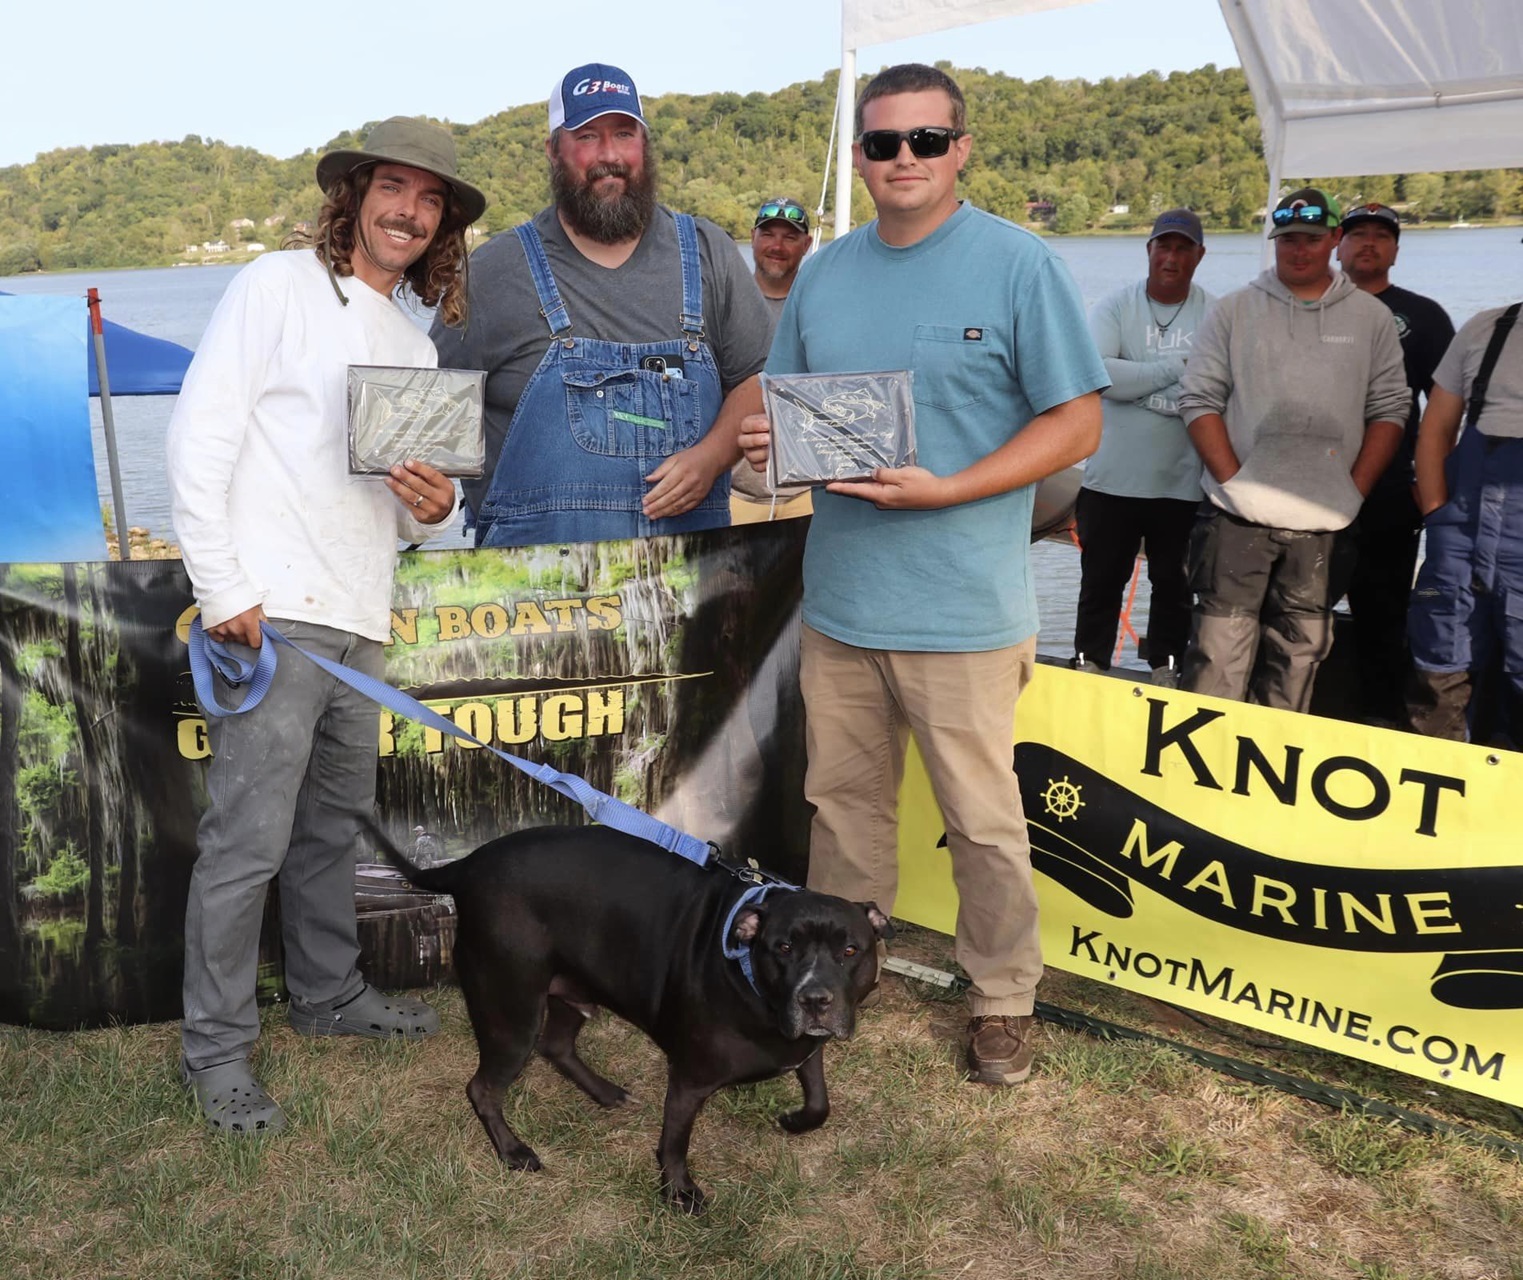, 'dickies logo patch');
963,327,983,341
